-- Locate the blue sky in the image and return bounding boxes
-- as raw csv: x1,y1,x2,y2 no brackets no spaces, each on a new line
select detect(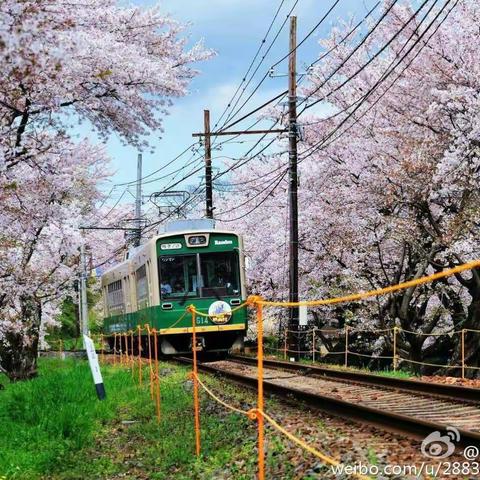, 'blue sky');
88,0,378,204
